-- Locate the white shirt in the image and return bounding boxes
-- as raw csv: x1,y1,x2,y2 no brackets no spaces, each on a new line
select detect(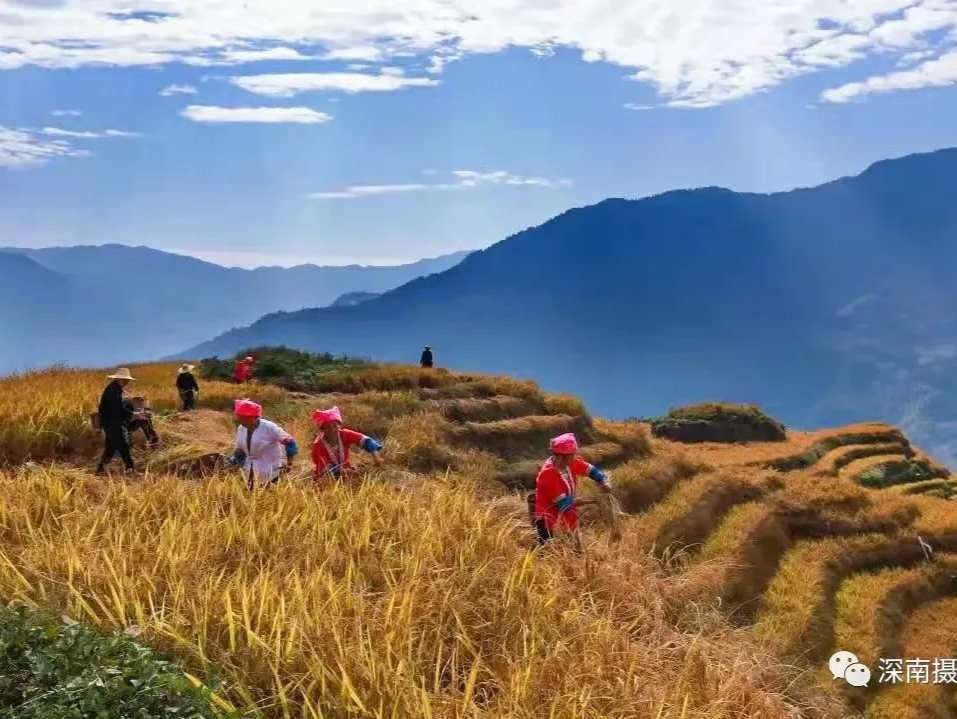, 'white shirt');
234,418,292,485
